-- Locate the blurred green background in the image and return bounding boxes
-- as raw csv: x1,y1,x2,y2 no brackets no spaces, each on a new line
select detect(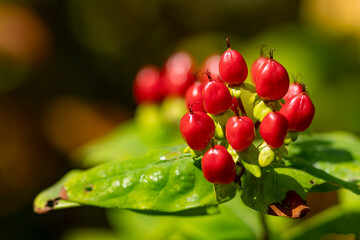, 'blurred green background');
1,0,360,239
